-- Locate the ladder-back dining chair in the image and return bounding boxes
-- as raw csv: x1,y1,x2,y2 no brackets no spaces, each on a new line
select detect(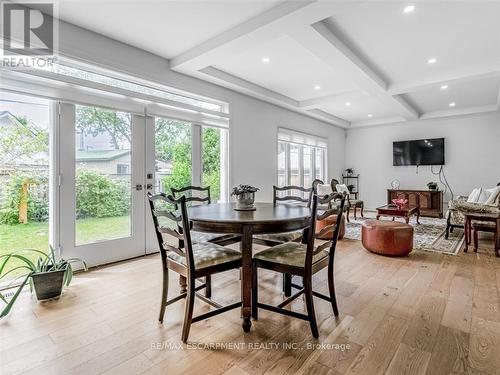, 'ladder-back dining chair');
254,184,313,296
171,185,238,243
252,192,346,338
171,185,241,294
148,193,242,342
254,185,313,247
